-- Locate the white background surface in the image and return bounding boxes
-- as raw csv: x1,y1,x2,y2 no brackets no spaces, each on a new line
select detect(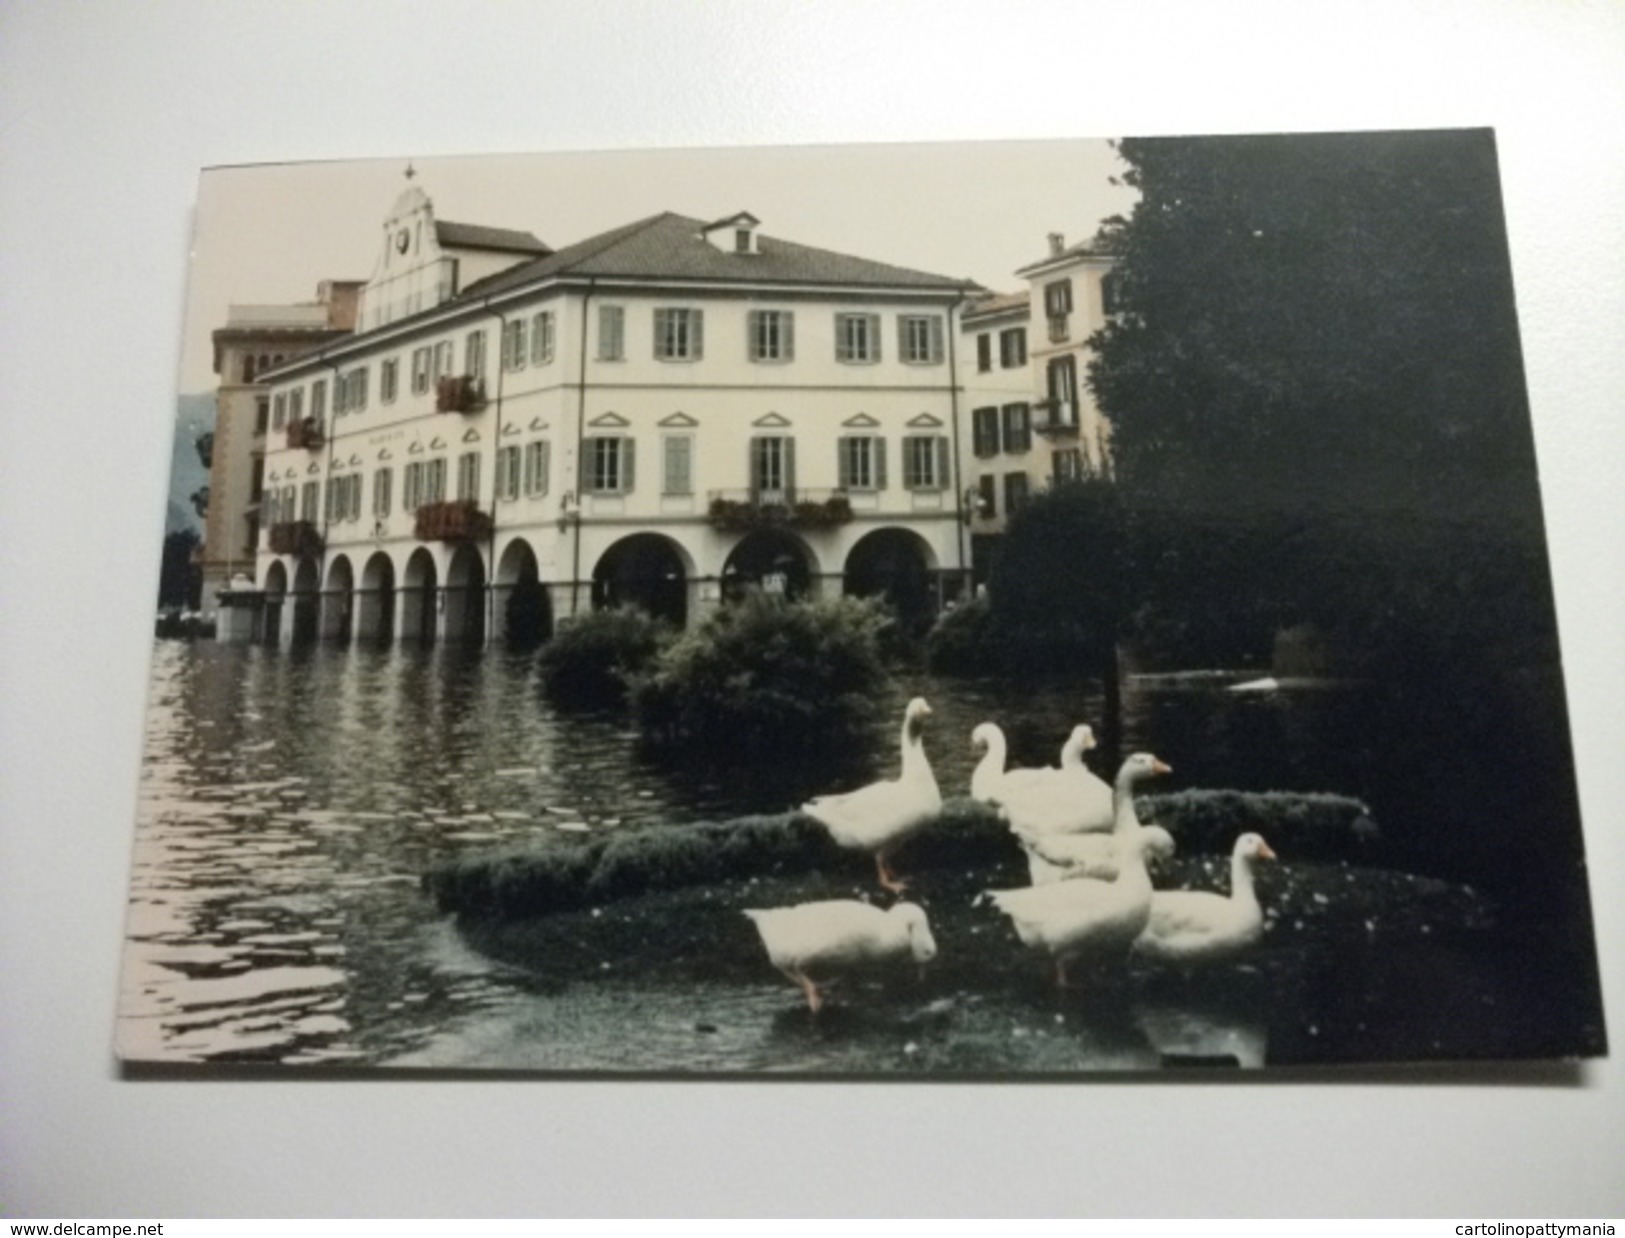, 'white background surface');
1,0,1620,1219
